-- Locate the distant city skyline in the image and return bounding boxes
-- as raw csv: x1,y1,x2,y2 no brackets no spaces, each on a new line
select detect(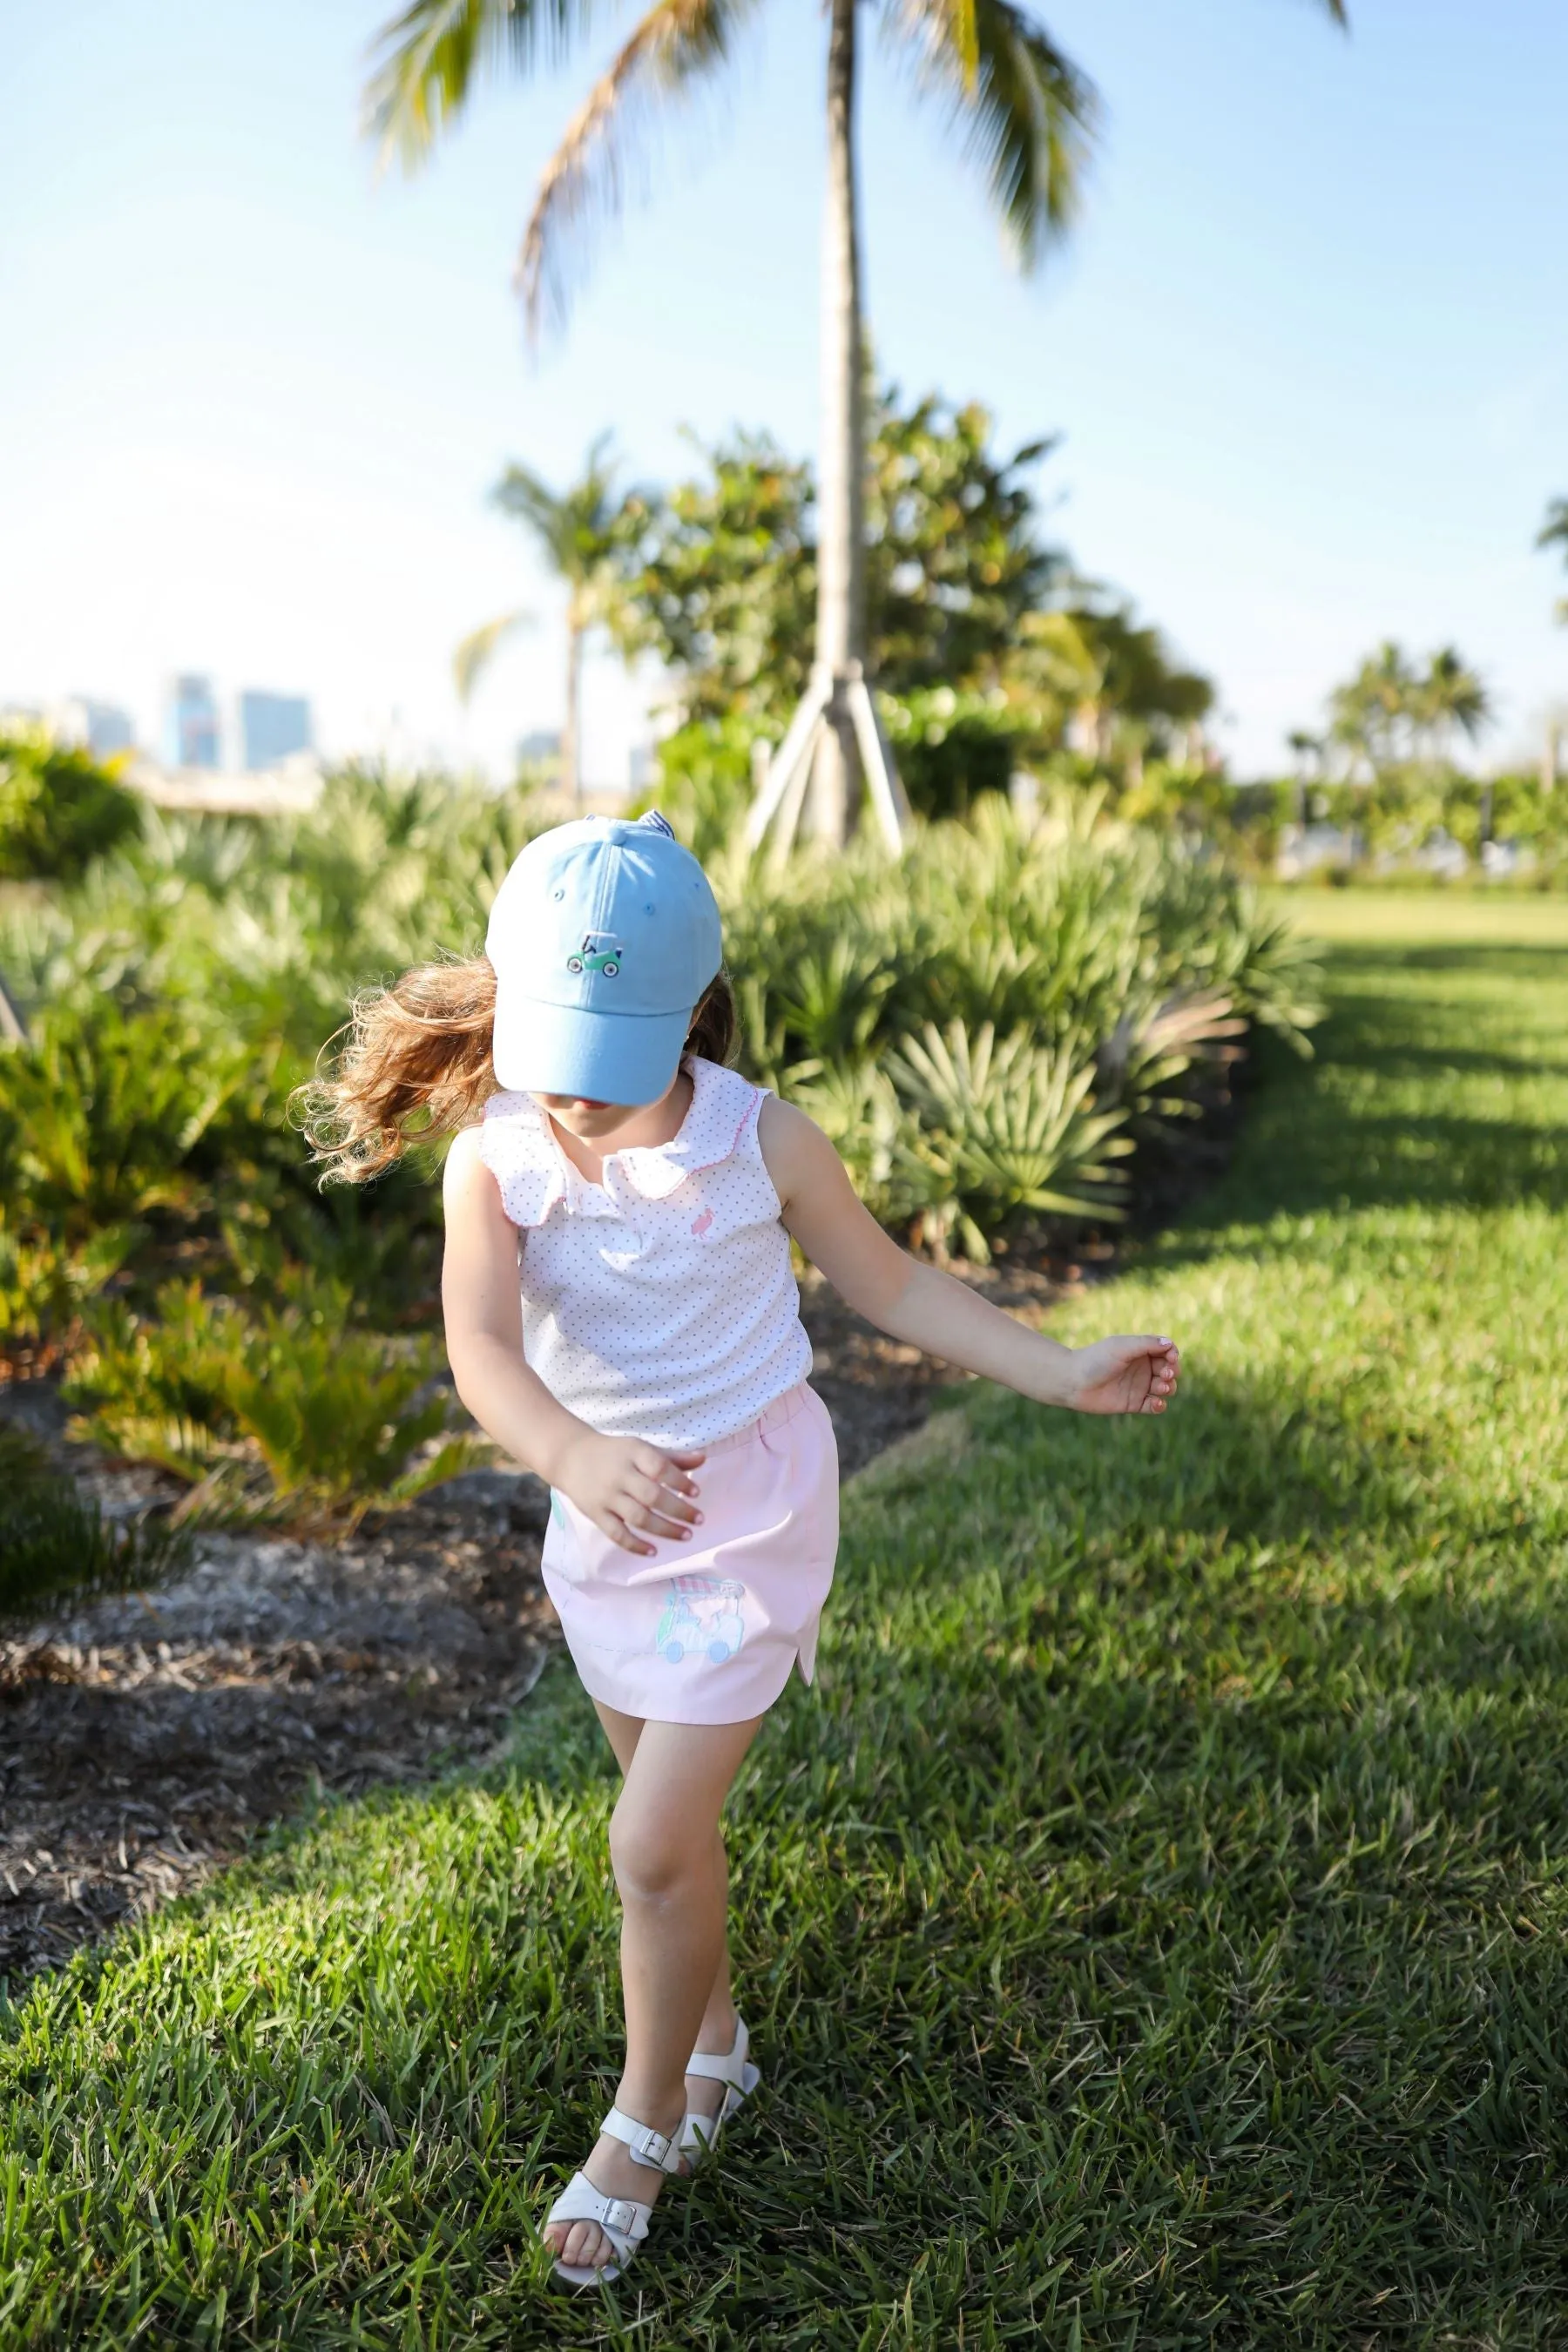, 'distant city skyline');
4,676,327,778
